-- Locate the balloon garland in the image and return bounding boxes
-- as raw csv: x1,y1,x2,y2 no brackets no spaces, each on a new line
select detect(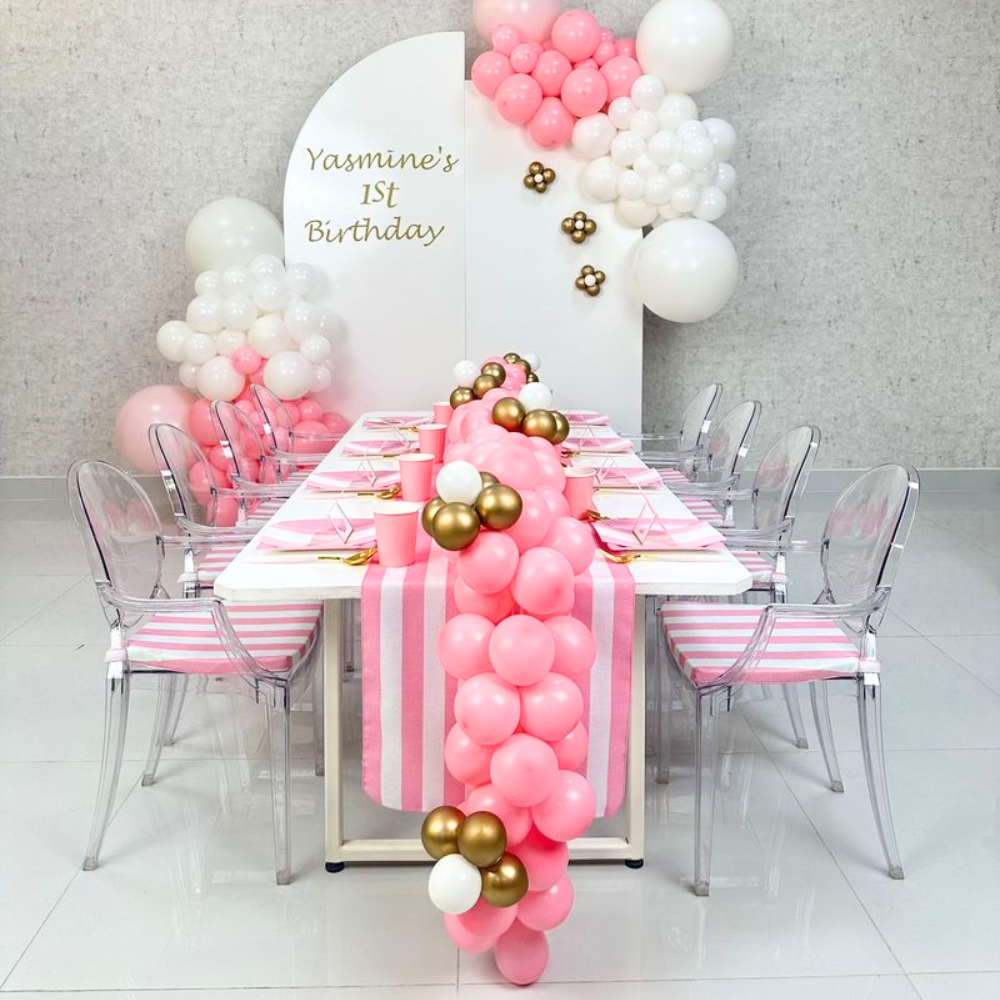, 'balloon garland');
421,352,599,986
